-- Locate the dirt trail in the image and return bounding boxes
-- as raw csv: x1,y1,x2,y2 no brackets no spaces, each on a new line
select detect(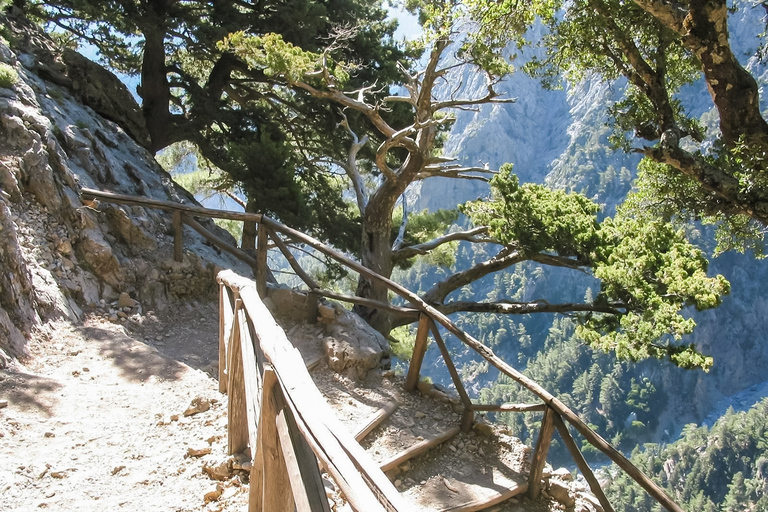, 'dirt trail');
0,304,248,512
